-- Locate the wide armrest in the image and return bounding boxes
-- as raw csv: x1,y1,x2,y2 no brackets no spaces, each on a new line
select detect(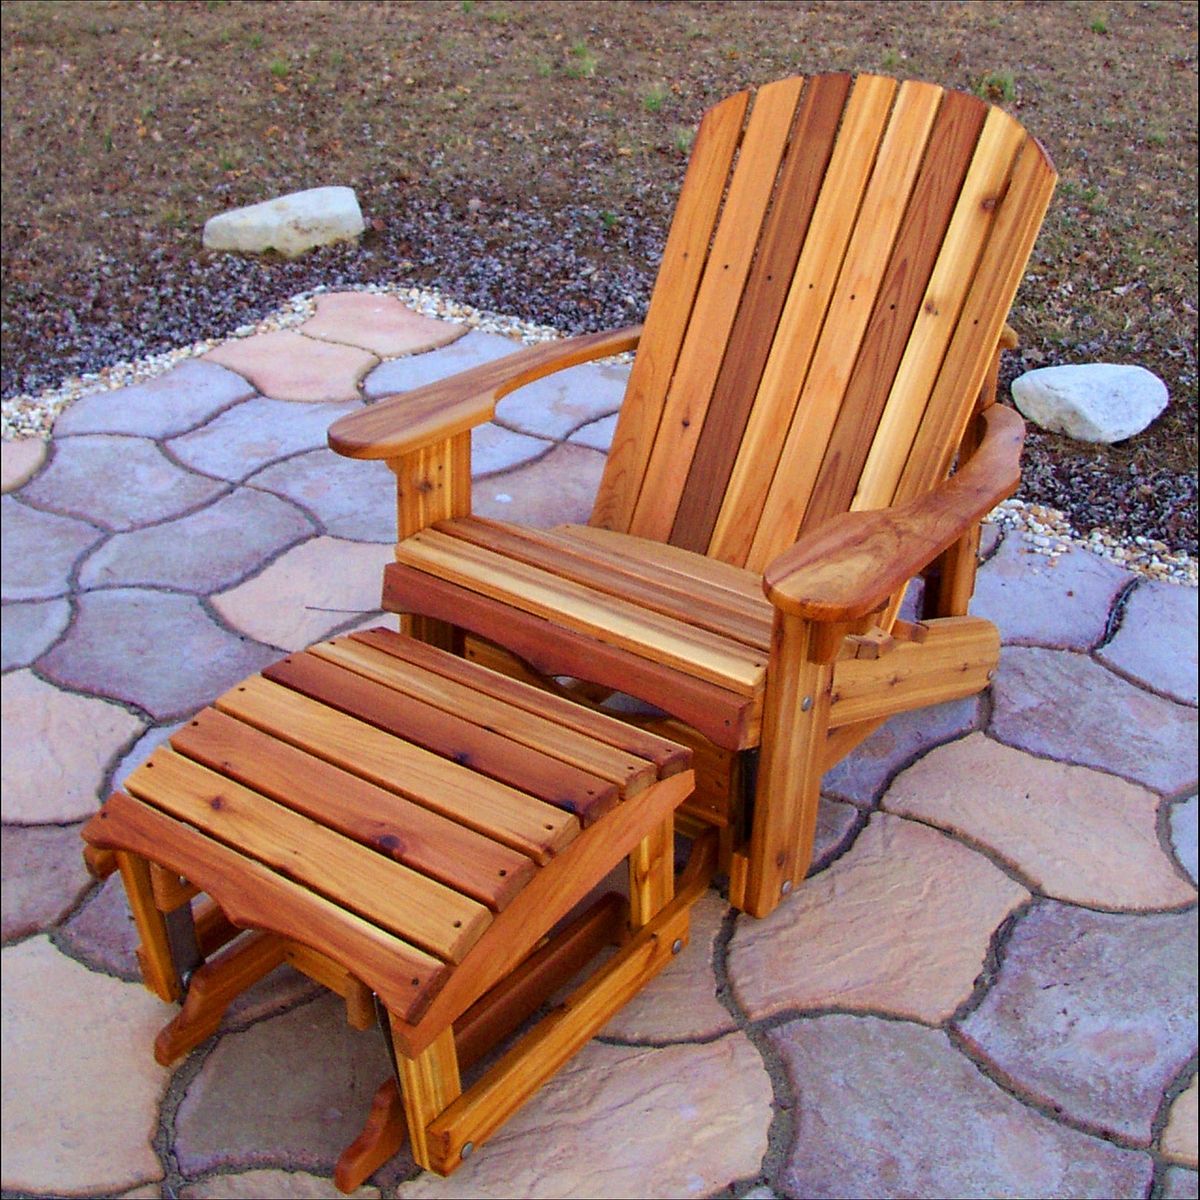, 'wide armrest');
328,324,643,460
763,404,1025,623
